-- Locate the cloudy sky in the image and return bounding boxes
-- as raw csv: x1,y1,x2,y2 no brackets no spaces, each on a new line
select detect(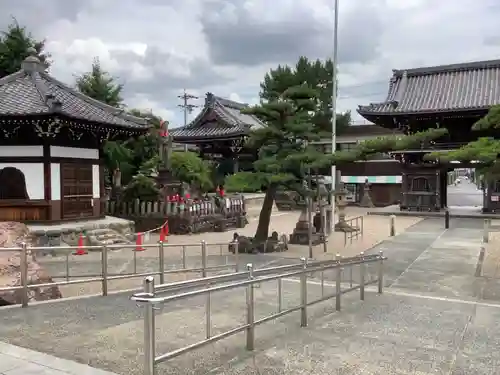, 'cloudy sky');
1,0,499,127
